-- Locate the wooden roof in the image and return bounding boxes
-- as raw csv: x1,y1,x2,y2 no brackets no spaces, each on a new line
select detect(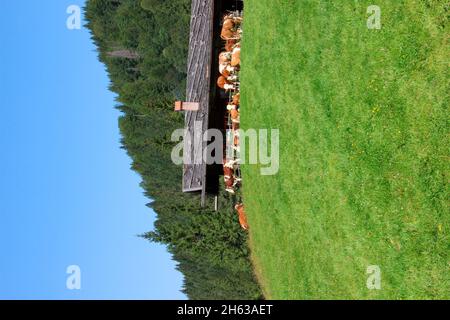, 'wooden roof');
182,0,215,203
